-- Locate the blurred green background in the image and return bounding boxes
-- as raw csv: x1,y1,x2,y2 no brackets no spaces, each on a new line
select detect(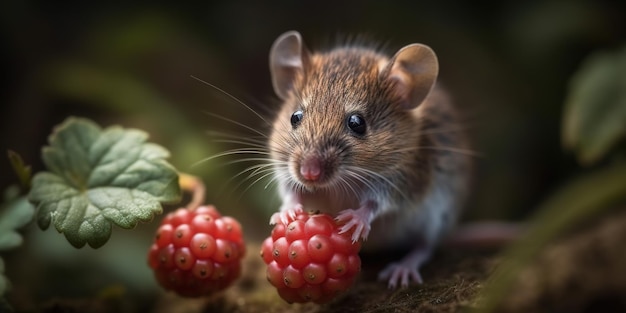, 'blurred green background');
1,0,624,311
